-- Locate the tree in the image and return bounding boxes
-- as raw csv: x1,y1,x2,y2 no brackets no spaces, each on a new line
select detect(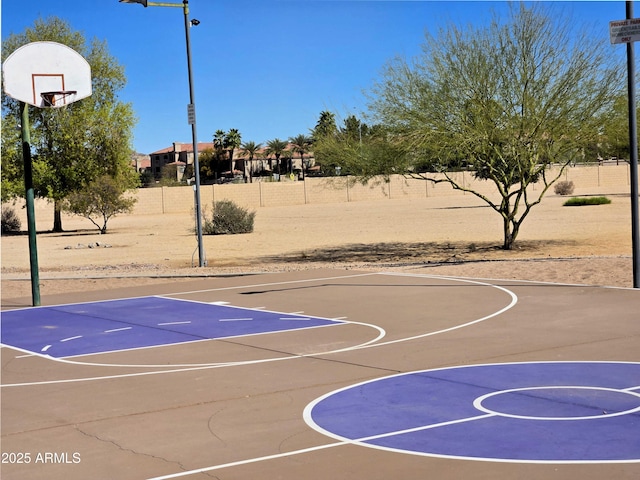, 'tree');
1,17,138,232
264,138,288,175
63,175,137,234
598,95,640,162
359,3,622,249
225,128,242,173
198,148,216,180
212,129,242,175
213,129,226,152
312,110,337,140
314,122,403,177
289,134,312,178
341,115,369,142
239,141,263,182
211,129,227,179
